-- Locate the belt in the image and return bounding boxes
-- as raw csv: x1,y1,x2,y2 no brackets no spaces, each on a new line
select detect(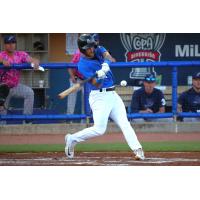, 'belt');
99,87,115,92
